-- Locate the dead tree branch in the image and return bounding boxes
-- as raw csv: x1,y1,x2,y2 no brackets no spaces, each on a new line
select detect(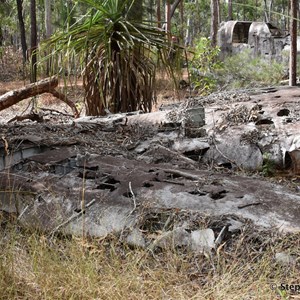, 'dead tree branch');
48,89,79,118
0,77,58,111
0,76,79,118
